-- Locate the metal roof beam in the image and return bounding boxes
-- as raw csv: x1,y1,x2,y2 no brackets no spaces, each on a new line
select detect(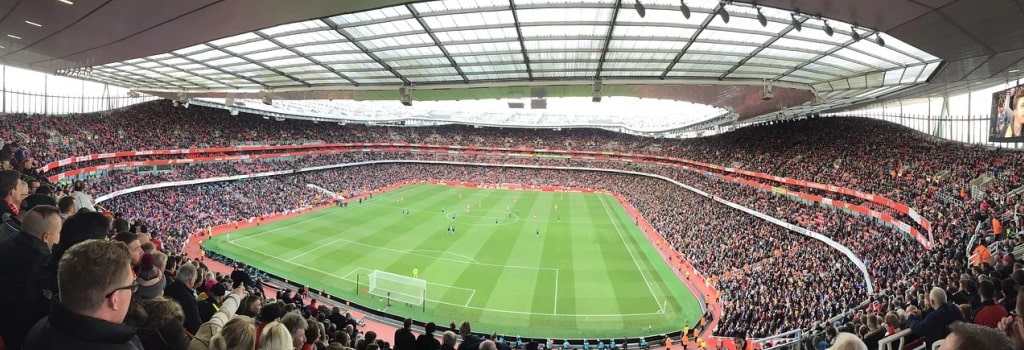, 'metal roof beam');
168,52,269,88
594,0,622,79
406,4,468,83
204,43,310,87
322,19,410,86
775,30,879,82
718,17,807,80
140,57,237,89
253,32,358,85
660,2,722,79
509,0,533,81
